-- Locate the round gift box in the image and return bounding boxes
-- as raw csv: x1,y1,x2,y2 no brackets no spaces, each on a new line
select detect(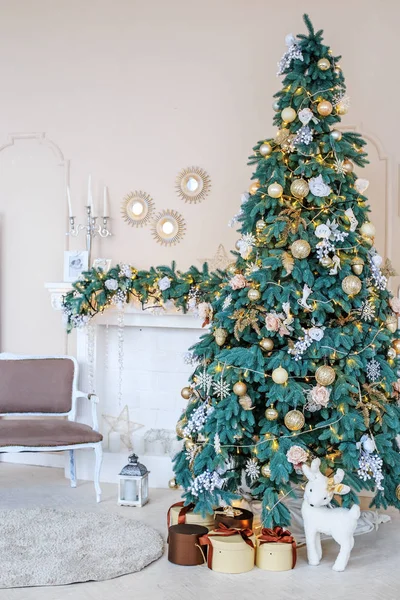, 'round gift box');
169,505,215,530
208,533,256,574
214,507,253,530
256,539,295,571
168,524,208,566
